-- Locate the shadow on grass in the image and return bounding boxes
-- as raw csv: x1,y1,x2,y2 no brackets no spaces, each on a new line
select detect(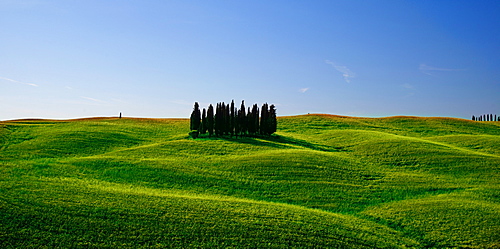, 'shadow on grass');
197,134,349,153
